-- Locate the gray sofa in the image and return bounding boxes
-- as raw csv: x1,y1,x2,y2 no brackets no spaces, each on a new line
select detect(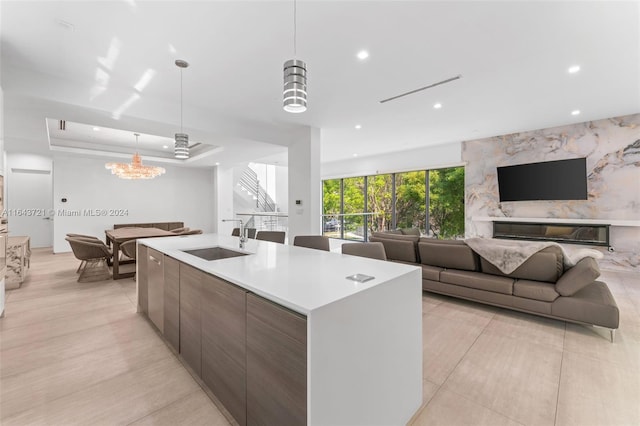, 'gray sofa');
369,232,619,340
